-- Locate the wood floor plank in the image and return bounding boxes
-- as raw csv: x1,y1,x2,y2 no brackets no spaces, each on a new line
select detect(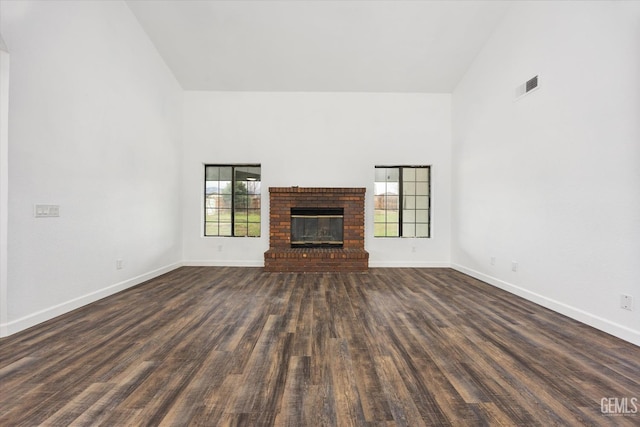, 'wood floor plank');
1,267,639,426
329,338,367,426
43,383,113,426
274,355,310,427
229,315,291,415
64,361,156,426
374,355,429,427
